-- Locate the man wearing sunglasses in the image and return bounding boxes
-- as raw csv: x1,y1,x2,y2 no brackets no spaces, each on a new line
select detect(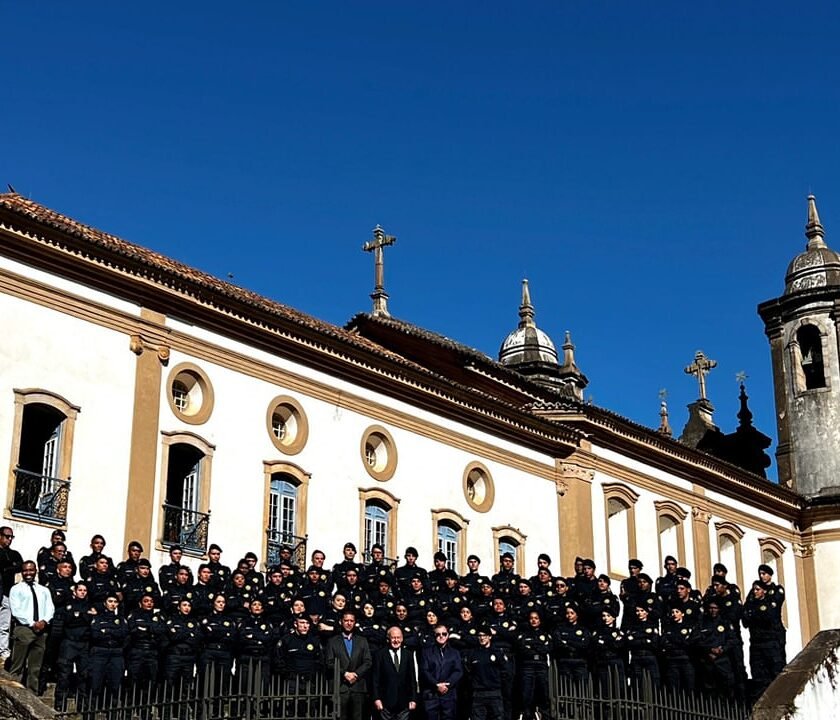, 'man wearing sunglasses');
0,527,23,661
419,623,463,720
